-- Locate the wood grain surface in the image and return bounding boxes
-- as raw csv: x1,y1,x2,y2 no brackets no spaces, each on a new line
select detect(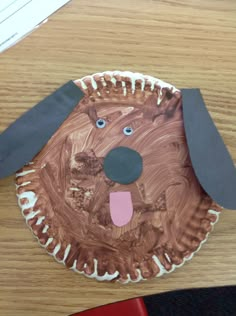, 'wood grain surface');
0,0,236,315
